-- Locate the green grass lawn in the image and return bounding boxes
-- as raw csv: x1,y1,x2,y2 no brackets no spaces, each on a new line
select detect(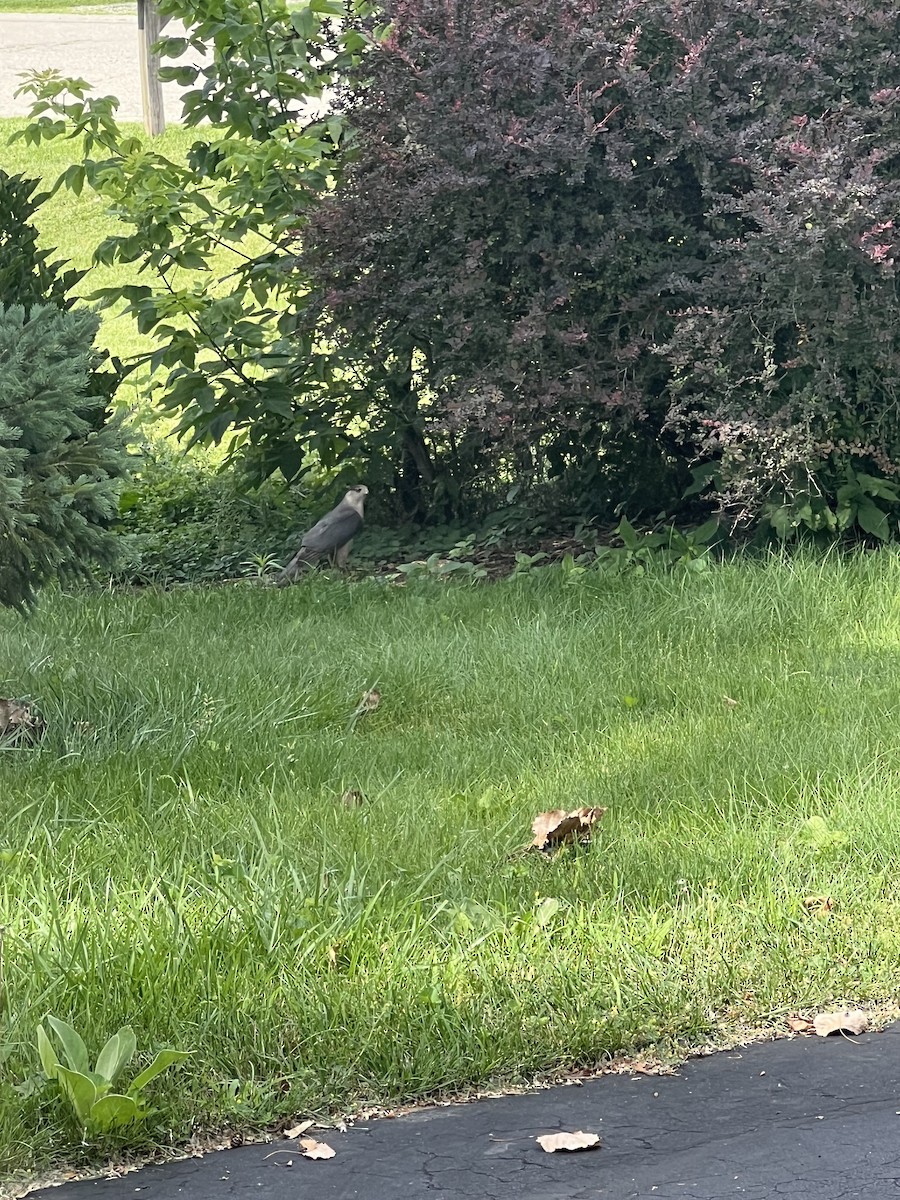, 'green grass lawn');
2,553,900,1180
0,2,125,15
